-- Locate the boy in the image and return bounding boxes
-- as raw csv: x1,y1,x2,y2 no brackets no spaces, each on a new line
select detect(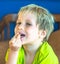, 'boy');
5,4,59,64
